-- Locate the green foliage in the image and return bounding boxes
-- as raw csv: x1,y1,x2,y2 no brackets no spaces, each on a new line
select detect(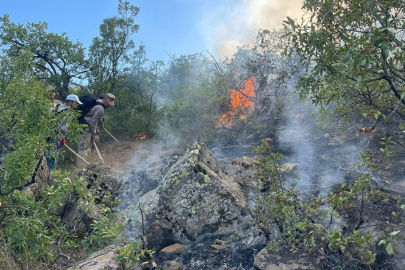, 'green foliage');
82,217,123,251
380,136,396,160
0,14,89,98
116,240,154,269
0,52,83,192
79,182,123,251
0,173,84,266
250,140,325,252
88,0,140,96
327,230,376,266
250,139,401,267
158,53,231,146
284,0,405,125
0,3,147,268
379,230,400,256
